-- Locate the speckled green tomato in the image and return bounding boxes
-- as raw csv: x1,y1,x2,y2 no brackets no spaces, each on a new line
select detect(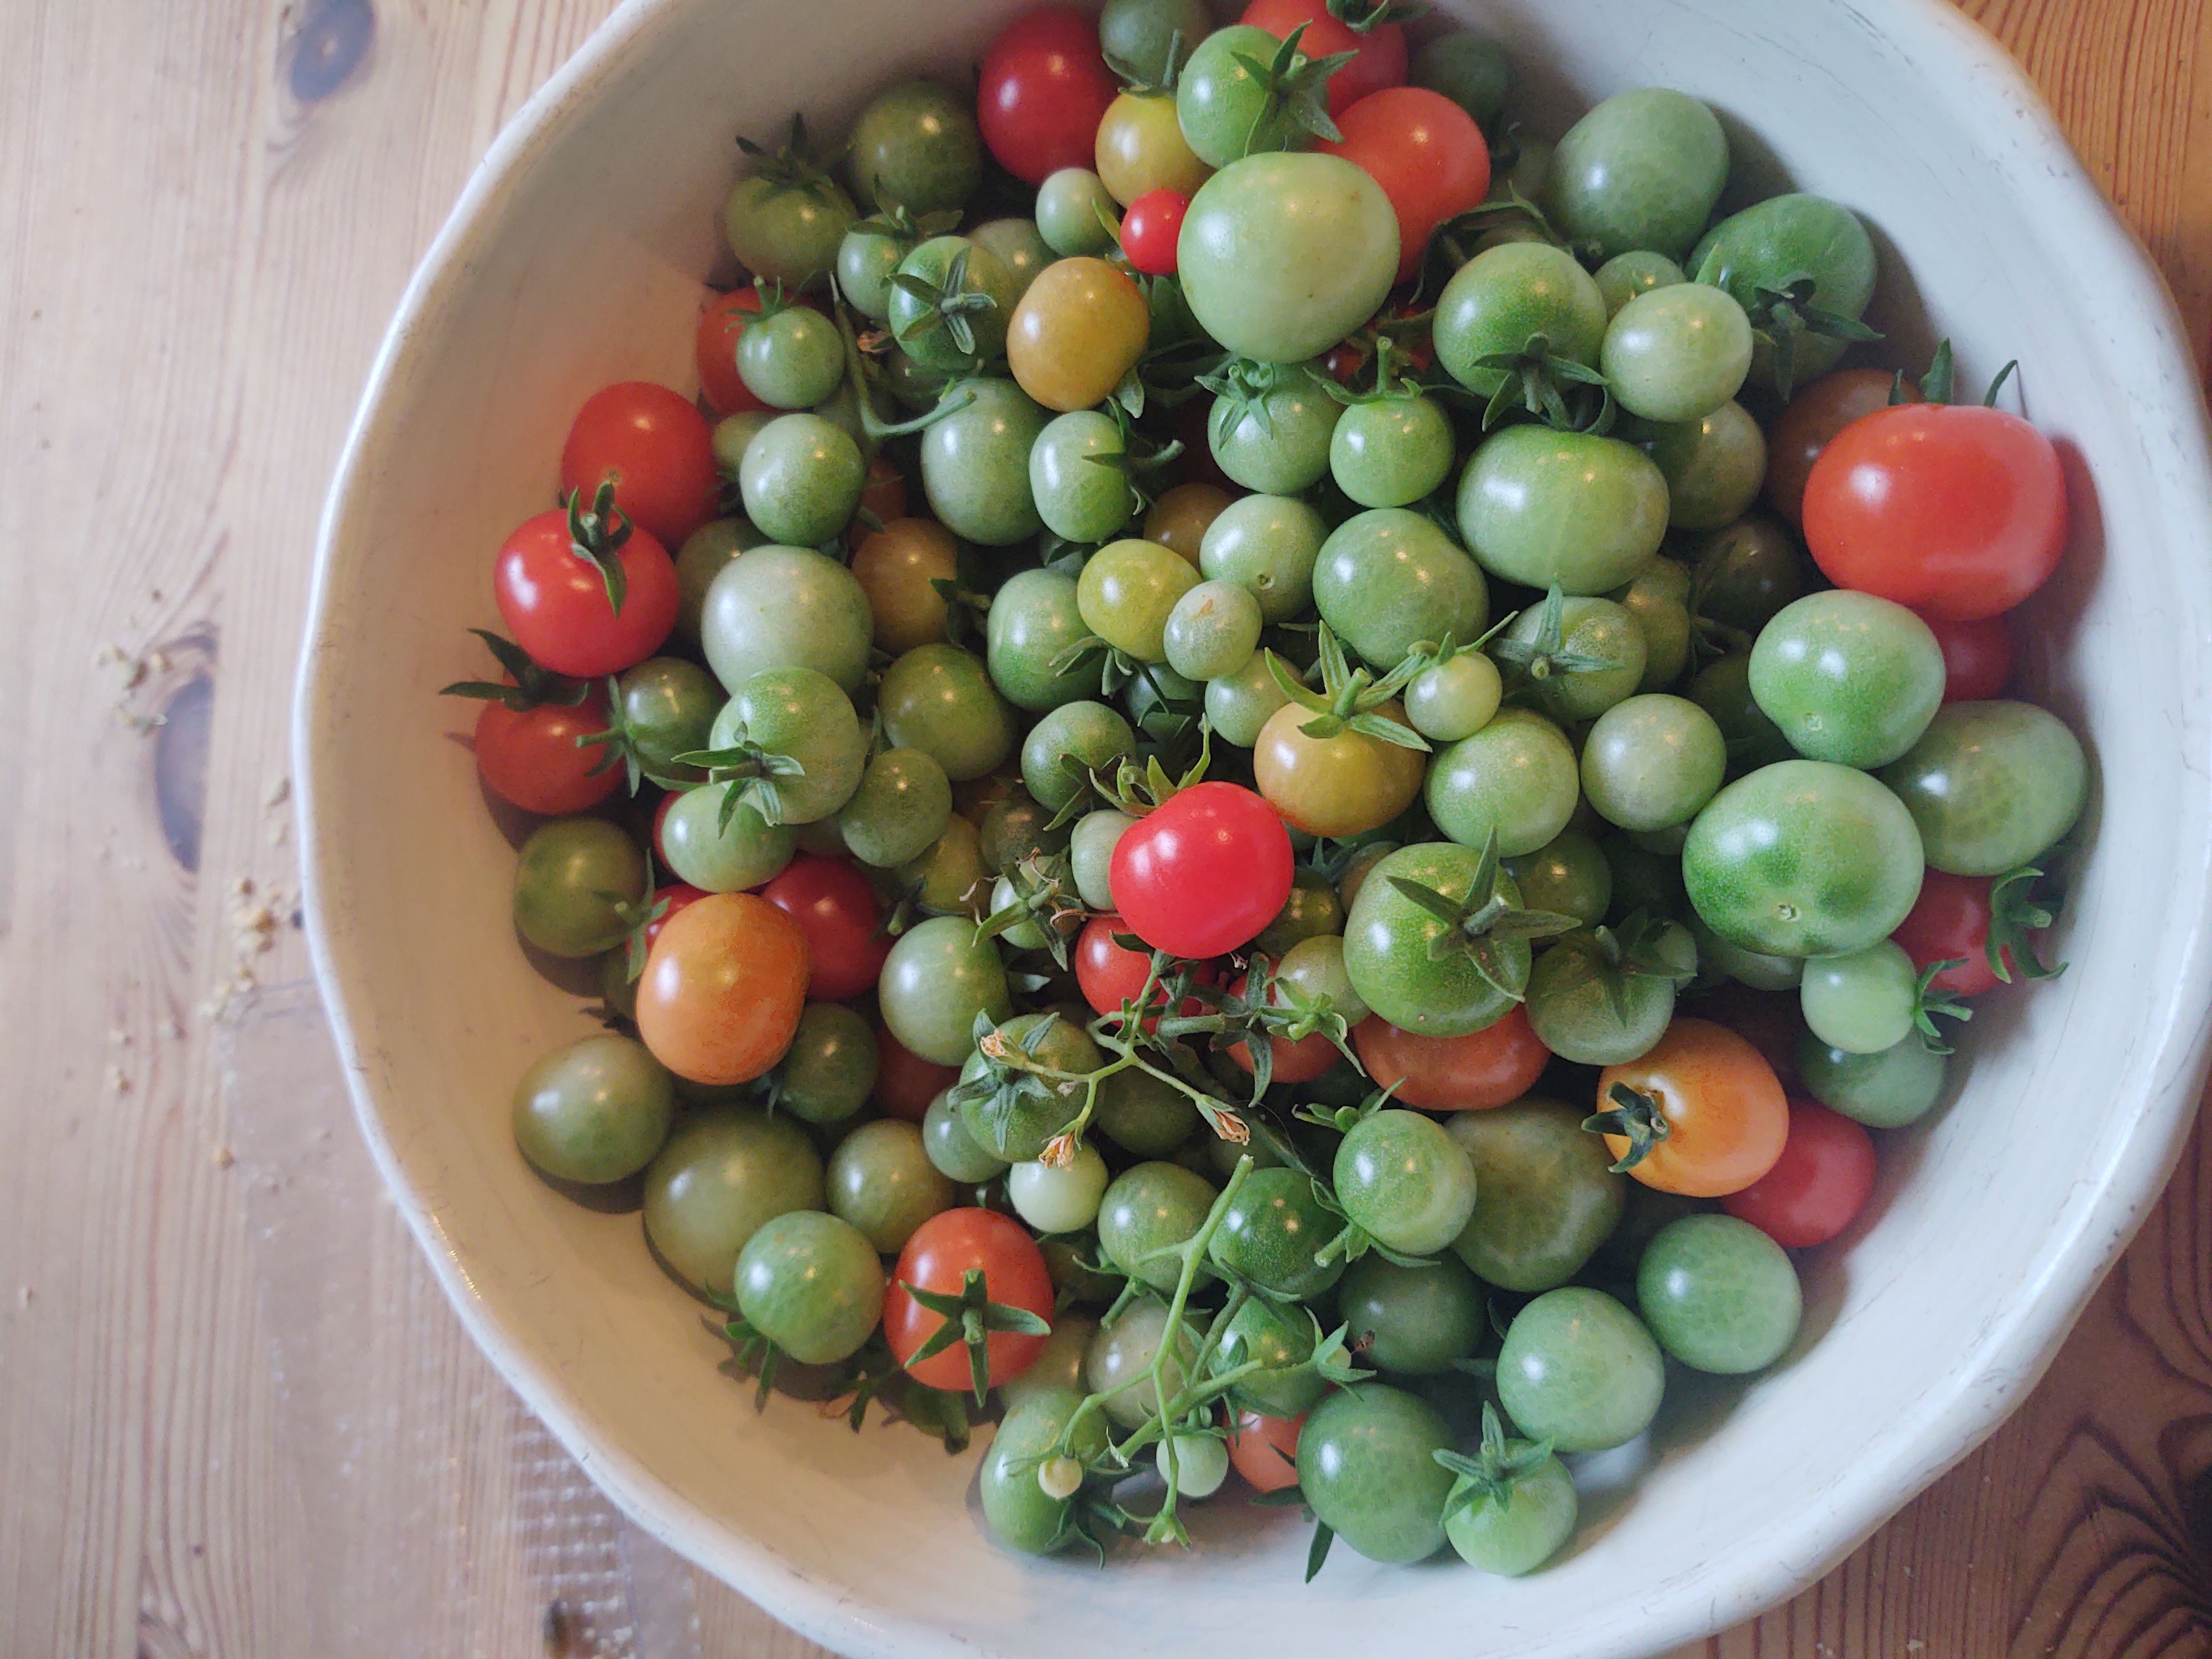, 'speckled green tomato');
846,79,980,213
1332,394,1455,509
1030,410,1139,544
1433,242,1608,395
1799,1031,1948,1128
1602,282,1753,423
1689,652,1796,774
957,1014,1102,1161
1880,701,2088,877
1543,88,1728,263
1458,426,1668,594
512,1033,674,1184
1068,808,1136,911
1683,759,1925,956
1689,513,1804,636
1749,591,1944,769
1496,1286,1663,1452
773,1003,874,1127
1447,1100,1624,1291
1206,1164,1343,1300
1442,1434,1578,1576
1689,916,1802,991
836,220,915,325
878,644,1016,782
1504,830,1612,927
982,1386,1112,1554
1611,556,1693,691
981,790,1070,877
674,518,765,649
1581,694,1727,832
1594,249,1686,317
1199,493,1329,623
735,305,845,411
723,167,855,289
1078,538,1201,661
1035,166,1120,257
1800,938,1919,1055
986,569,1101,714
513,818,646,957
922,1088,1009,1182
1525,924,1688,1064
1296,1384,1455,1565
1344,842,1531,1034
701,543,872,697
1692,194,1877,393
1094,1066,1201,1158
733,1210,883,1365
1084,1300,1202,1428
1022,701,1138,816
1395,653,1493,746
608,657,722,784
1425,708,1580,857
1161,580,1263,682
1211,1296,1325,1417
737,413,864,549
1338,1252,1485,1375
1648,400,1767,531
1178,153,1400,362
828,1119,951,1254
838,747,951,868
877,916,1012,1066
1504,596,1646,722
711,667,864,824
1208,372,1344,495
1203,650,1293,747
1638,1213,1801,1374
1173,25,1308,168
886,236,1016,371
920,378,1048,546
898,815,990,918
660,786,797,893
1097,1160,1219,1292
1334,1109,1479,1256
643,1108,825,1296
1312,509,1489,670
